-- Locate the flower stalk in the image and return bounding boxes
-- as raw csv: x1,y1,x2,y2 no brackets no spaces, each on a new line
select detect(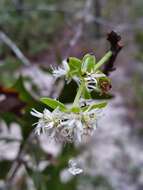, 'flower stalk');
94,51,112,71
72,82,84,108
